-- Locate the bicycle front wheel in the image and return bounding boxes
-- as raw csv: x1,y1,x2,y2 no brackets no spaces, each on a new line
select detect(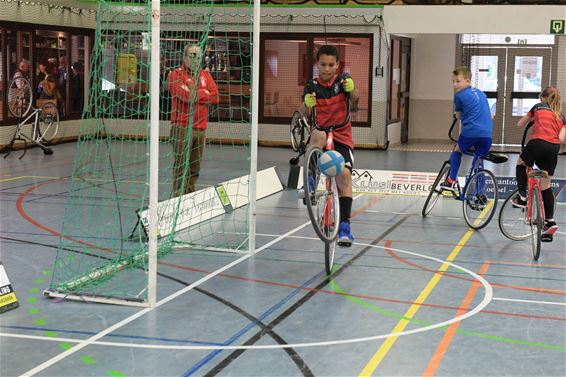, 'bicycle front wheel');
7,77,33,118
37,102,60,143
304,147,340,243
325,240,336,275
422,162,450,217
462,169,498,230
530,186,543,261
498,188,531,241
